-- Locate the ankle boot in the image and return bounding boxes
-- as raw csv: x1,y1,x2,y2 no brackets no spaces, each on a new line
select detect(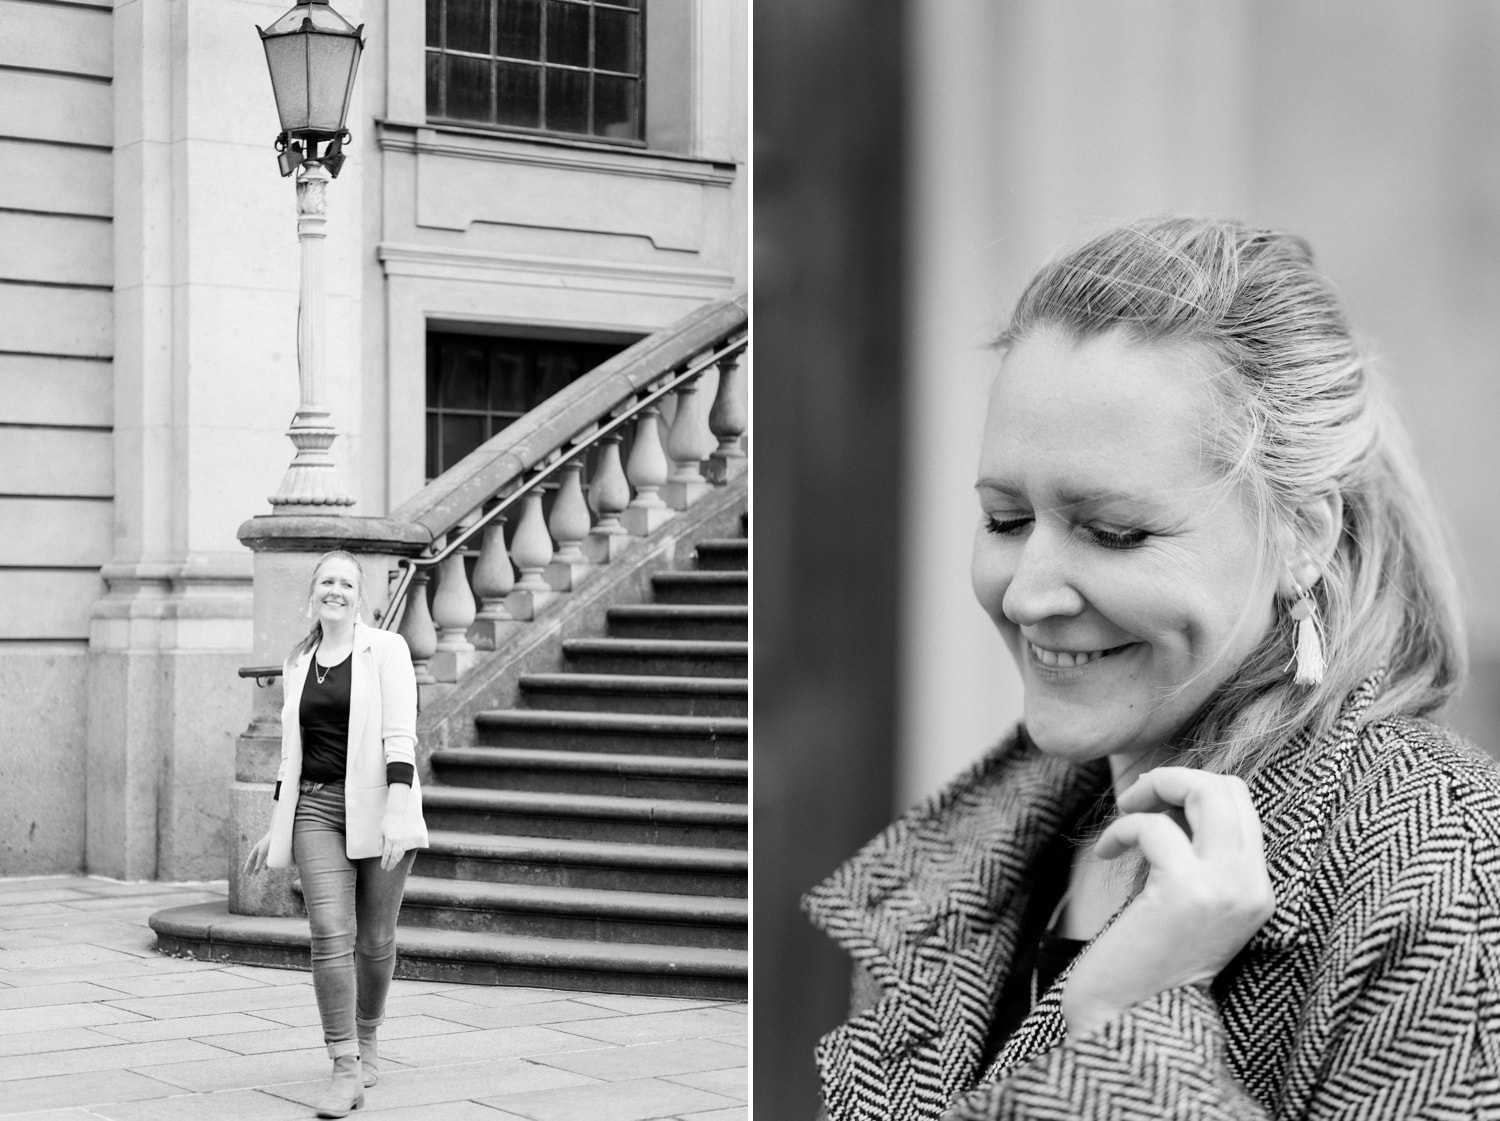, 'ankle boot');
314,1053,364,1118
357,1026,379,1088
